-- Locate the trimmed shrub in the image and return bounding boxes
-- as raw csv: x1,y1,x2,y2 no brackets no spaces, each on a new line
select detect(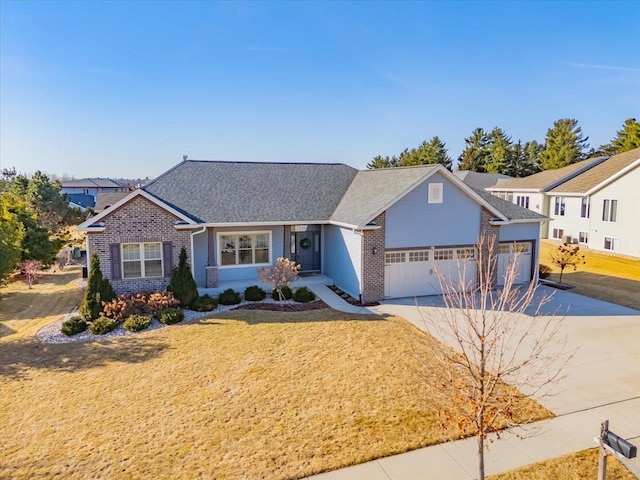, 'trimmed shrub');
158,308,184,325
293,286,315,303
89,317,117,335
123,314,152,332
191,294,218,312
61,316,87,336
219,288,242,305
167,247,198,307
145,291,180,315
101,295,131,322
271,285,292,301
539,264,552,279
79,253,116,321
244,285,266,301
